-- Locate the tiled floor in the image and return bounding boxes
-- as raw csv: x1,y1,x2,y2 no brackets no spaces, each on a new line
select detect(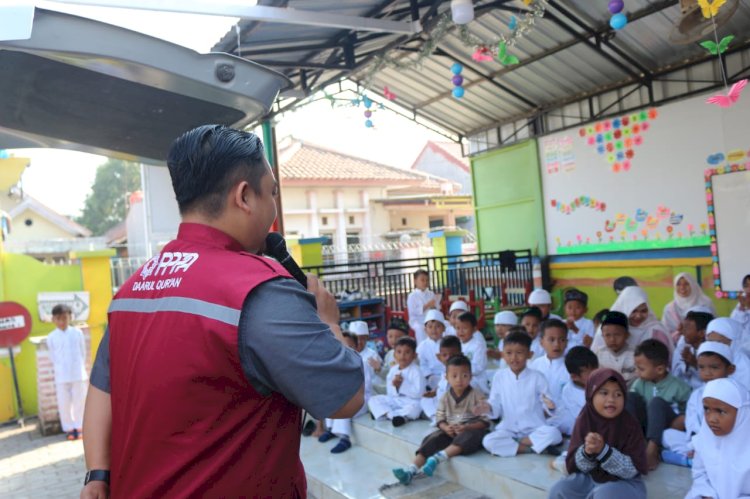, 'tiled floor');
300,415,694,499
0,419,85,499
